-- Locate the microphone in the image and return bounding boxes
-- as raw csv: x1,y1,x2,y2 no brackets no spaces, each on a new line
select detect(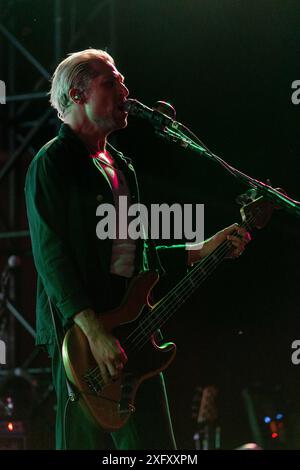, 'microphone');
152,100,176,119
124,98,179,130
